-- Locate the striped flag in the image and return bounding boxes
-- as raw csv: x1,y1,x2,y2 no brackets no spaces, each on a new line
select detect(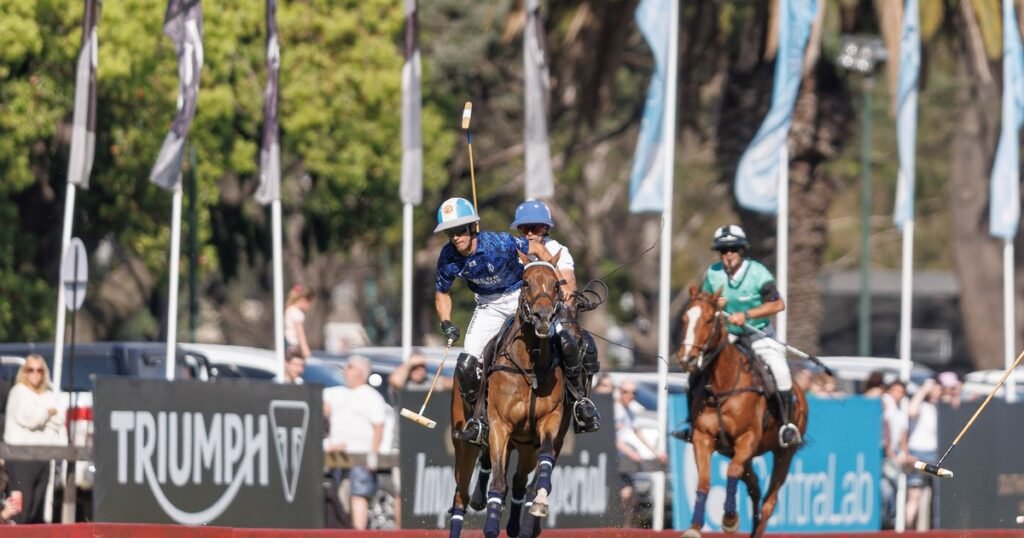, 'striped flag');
67,0,100,189
255,0,281,205
733,0,817,214
628,0,671,213
523,0,554,200
893,0,920,230
990,0,1024,239
399,0,423,205
150,0,204,191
